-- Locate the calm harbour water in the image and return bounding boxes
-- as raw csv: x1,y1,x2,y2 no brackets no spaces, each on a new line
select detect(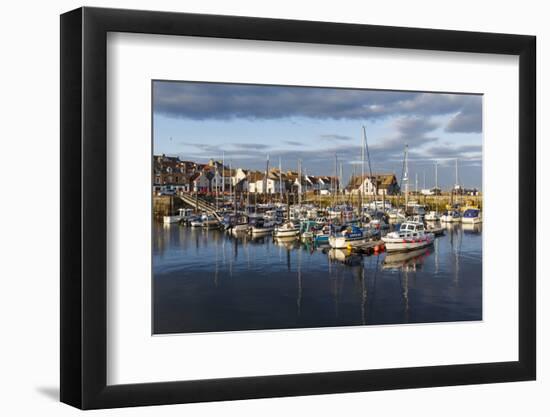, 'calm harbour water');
153,222,482,334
